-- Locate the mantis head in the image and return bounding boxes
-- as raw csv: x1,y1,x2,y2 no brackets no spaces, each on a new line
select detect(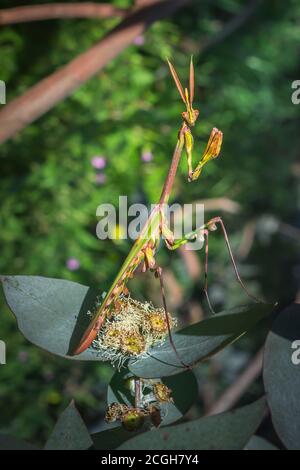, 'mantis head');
167,57,199,127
